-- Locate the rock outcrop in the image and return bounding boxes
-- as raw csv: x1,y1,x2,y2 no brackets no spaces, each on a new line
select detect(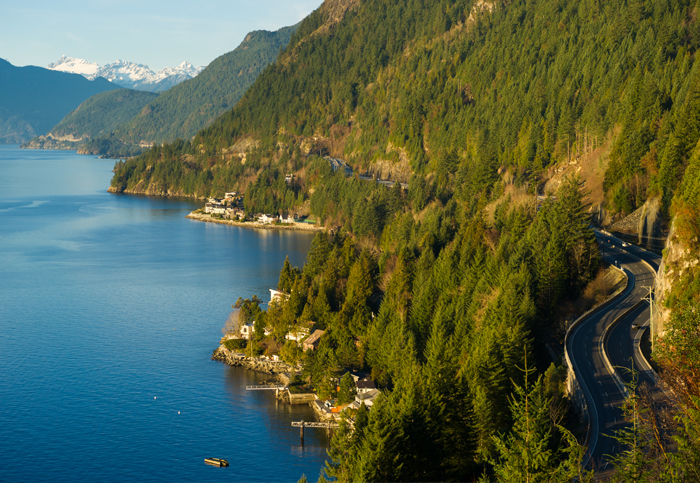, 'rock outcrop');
655,220,700,337
211,345,298,375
